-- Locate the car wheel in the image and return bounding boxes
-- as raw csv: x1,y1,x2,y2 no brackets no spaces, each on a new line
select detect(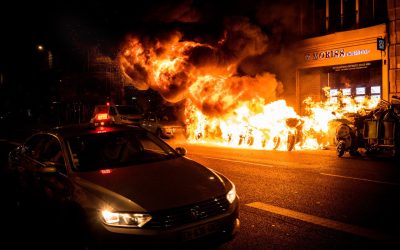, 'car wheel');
337,140,345,157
